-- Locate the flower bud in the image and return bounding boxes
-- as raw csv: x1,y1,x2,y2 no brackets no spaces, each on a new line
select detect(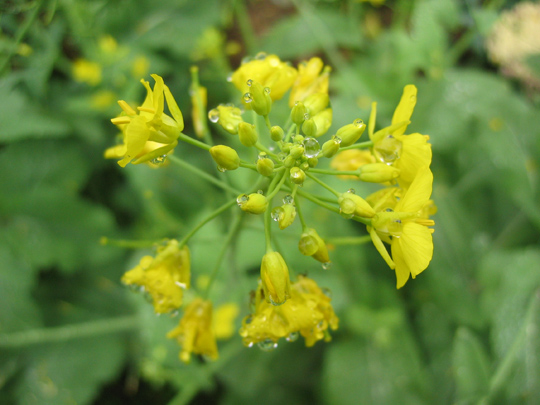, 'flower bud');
302,118,317,138
307,157,318,167
312,108,332,138
208,105,243,135
238,122,258,147
290,167,306,185
359,163,400,183
322,137,341,158
291,101,307,126
236,193,268,214
256,153,274,177
270,125,284,142
338,191,376,218
209,145,240,171
289,145,305,159
299,228,330,264
248,81,272,116
260,251,291,305
272,204,296,230
336,119,366,147
304,93,329,116
283,155,296,168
